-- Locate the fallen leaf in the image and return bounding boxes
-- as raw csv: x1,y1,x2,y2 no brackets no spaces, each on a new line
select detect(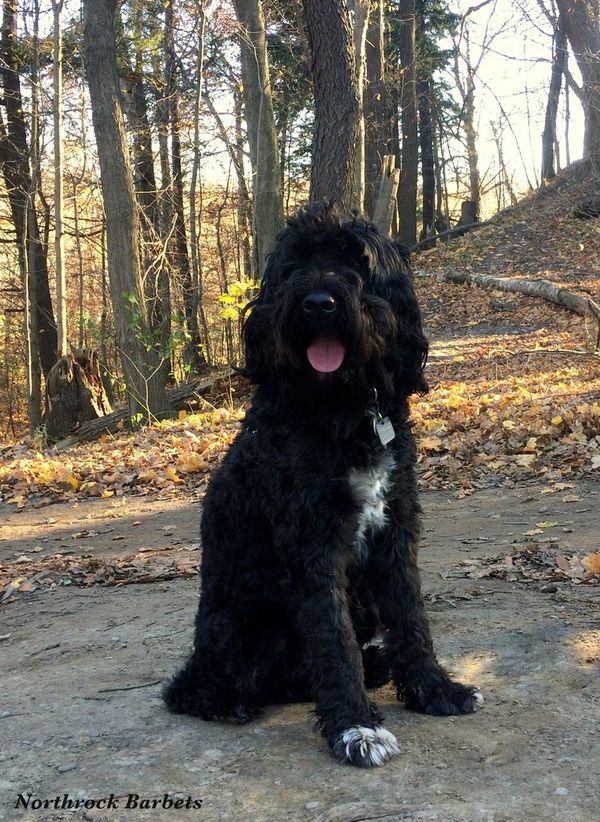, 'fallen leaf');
582,553,600,575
